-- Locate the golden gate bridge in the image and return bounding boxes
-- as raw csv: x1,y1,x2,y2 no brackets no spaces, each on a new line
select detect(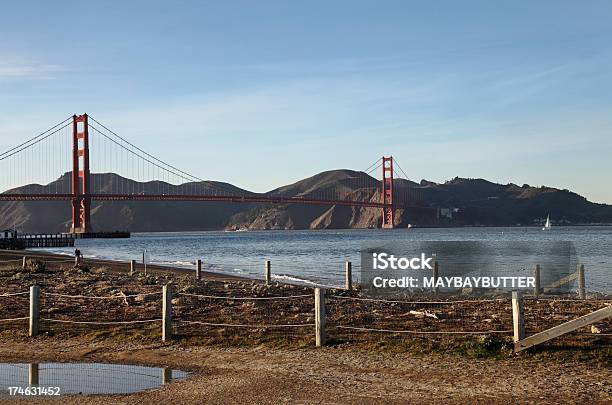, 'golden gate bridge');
0,114,426,233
